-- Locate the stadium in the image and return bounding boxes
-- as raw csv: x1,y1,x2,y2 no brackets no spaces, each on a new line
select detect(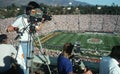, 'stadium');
0,14,120,74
